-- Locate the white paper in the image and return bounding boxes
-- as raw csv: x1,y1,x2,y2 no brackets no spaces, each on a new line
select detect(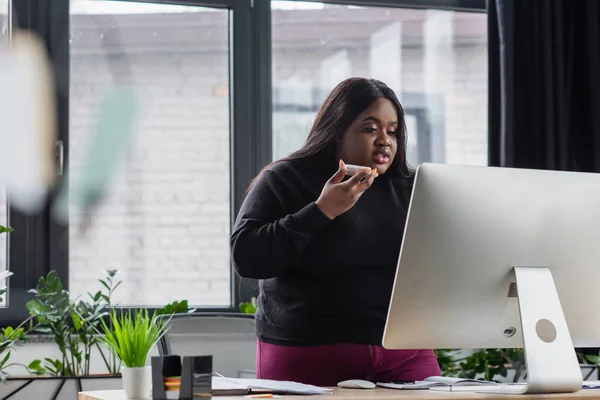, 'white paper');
214,376,332,395
424,376,498,386
377,381,440,390
583,380,600,389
